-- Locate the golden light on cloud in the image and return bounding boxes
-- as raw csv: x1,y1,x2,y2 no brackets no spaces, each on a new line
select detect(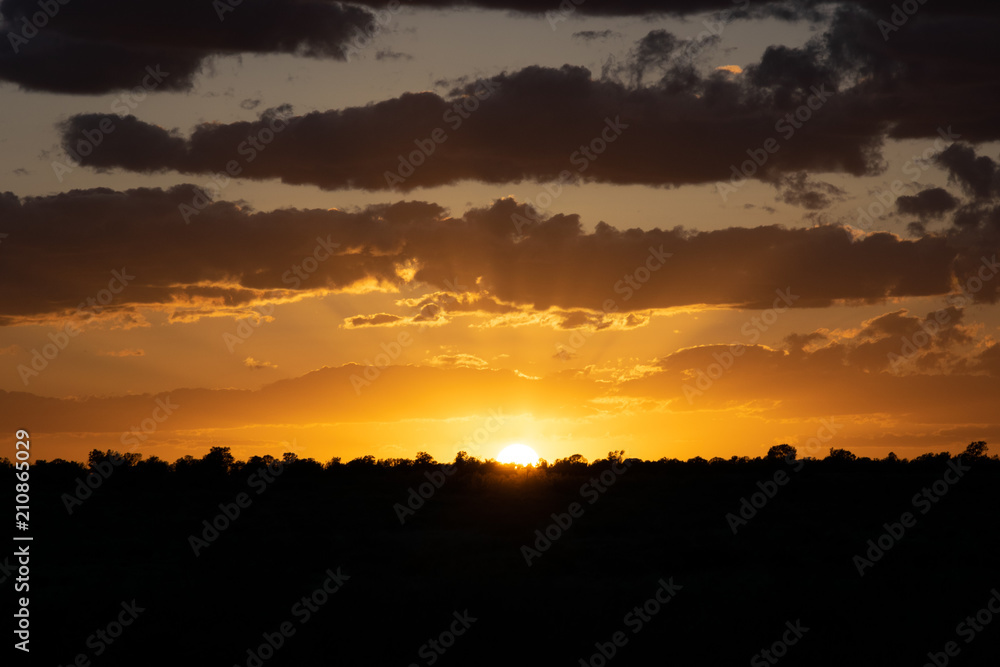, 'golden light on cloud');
99,348,145,357
716,65,743,74
244,356,277,370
